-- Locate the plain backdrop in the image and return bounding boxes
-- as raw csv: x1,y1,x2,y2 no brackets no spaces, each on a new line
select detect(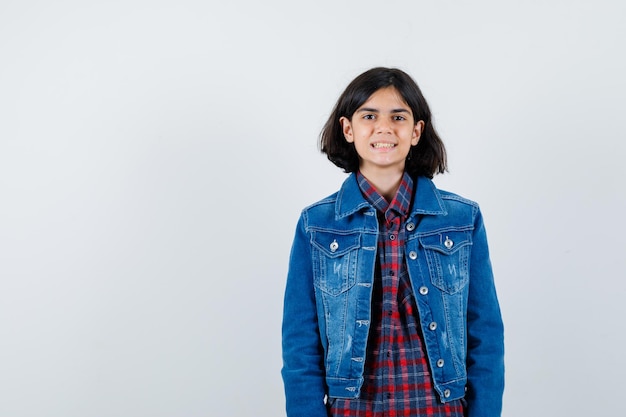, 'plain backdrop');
1,1,625,416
